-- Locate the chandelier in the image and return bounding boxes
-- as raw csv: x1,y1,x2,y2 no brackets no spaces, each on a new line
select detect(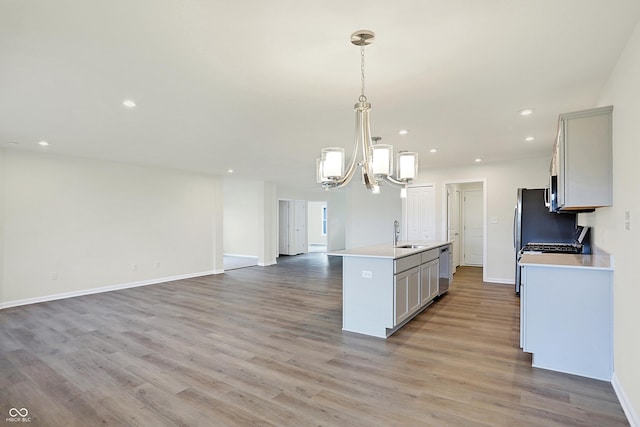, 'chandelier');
316,30,418,197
